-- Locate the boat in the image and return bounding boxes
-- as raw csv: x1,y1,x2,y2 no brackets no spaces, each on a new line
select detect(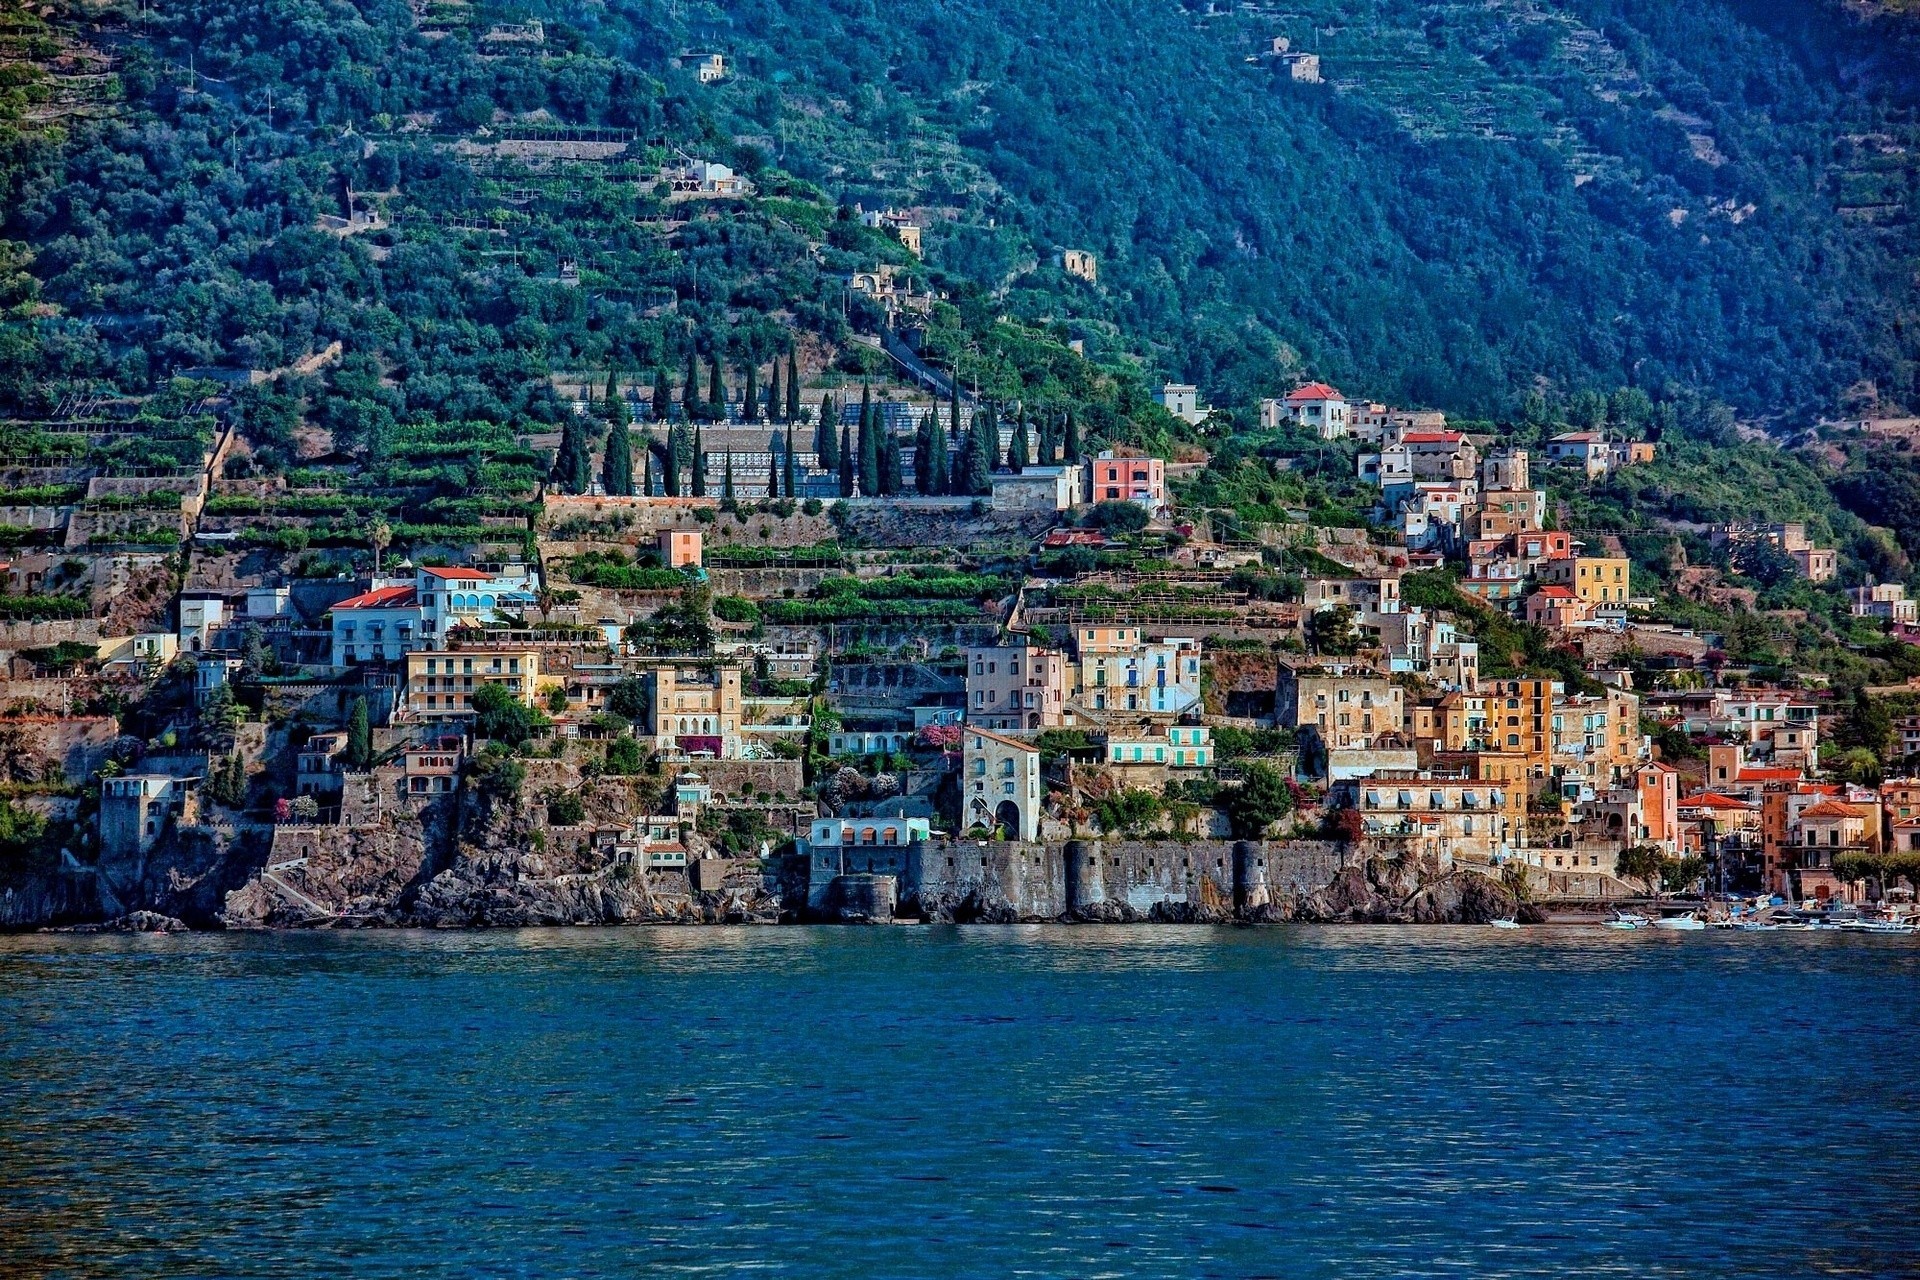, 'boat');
1489,918,1521,930
1854,920,1916,936
1605,918,1642,930
1652,913,1707,931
